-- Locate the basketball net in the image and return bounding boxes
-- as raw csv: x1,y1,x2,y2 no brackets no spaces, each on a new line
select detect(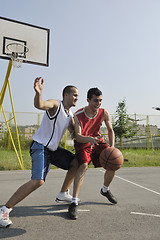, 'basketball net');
11,52,23,68
6,43,29,68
